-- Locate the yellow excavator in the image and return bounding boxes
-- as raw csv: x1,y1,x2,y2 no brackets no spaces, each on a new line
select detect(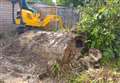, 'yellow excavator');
11,0,64,33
